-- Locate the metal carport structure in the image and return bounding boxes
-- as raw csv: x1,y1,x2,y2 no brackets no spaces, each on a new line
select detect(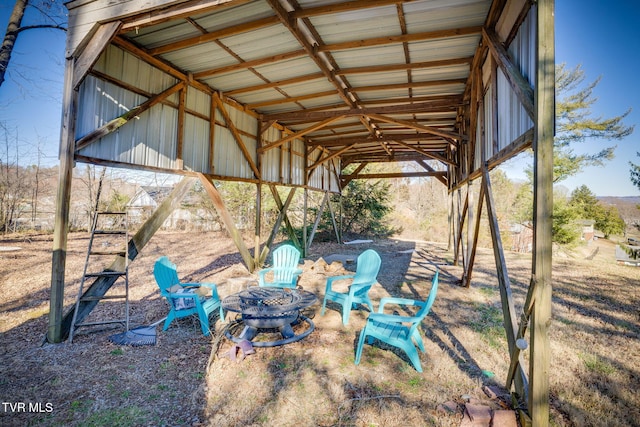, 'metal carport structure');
49,0,554,424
